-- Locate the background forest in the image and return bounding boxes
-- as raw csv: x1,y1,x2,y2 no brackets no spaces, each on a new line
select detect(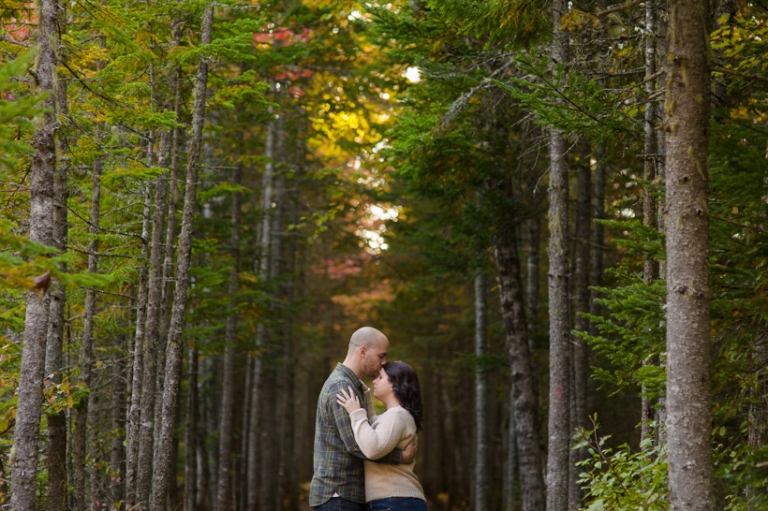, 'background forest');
1,0,767,510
